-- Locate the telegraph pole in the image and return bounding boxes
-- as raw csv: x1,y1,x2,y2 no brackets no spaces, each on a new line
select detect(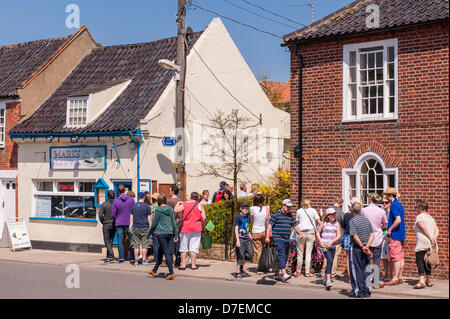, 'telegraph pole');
176,0,187,201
